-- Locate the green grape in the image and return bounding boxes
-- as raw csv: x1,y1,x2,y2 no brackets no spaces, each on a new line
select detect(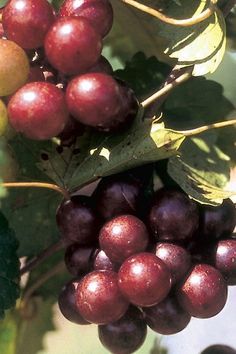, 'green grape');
0,100,8,136
0,39,30,96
